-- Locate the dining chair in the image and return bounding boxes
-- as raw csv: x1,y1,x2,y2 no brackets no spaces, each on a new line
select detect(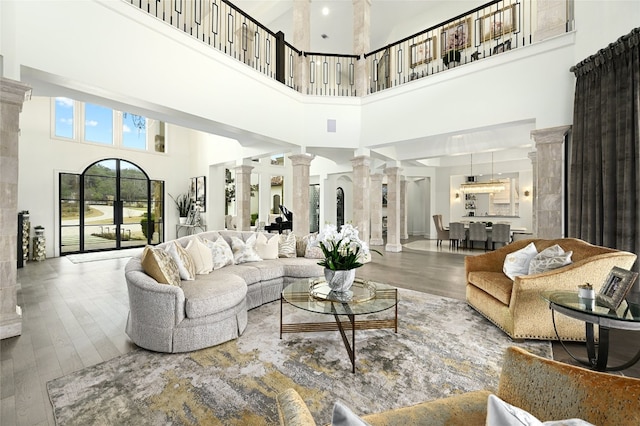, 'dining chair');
448,222,466,250
432,214,449,247
468,222,488,251
491,223,511,250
